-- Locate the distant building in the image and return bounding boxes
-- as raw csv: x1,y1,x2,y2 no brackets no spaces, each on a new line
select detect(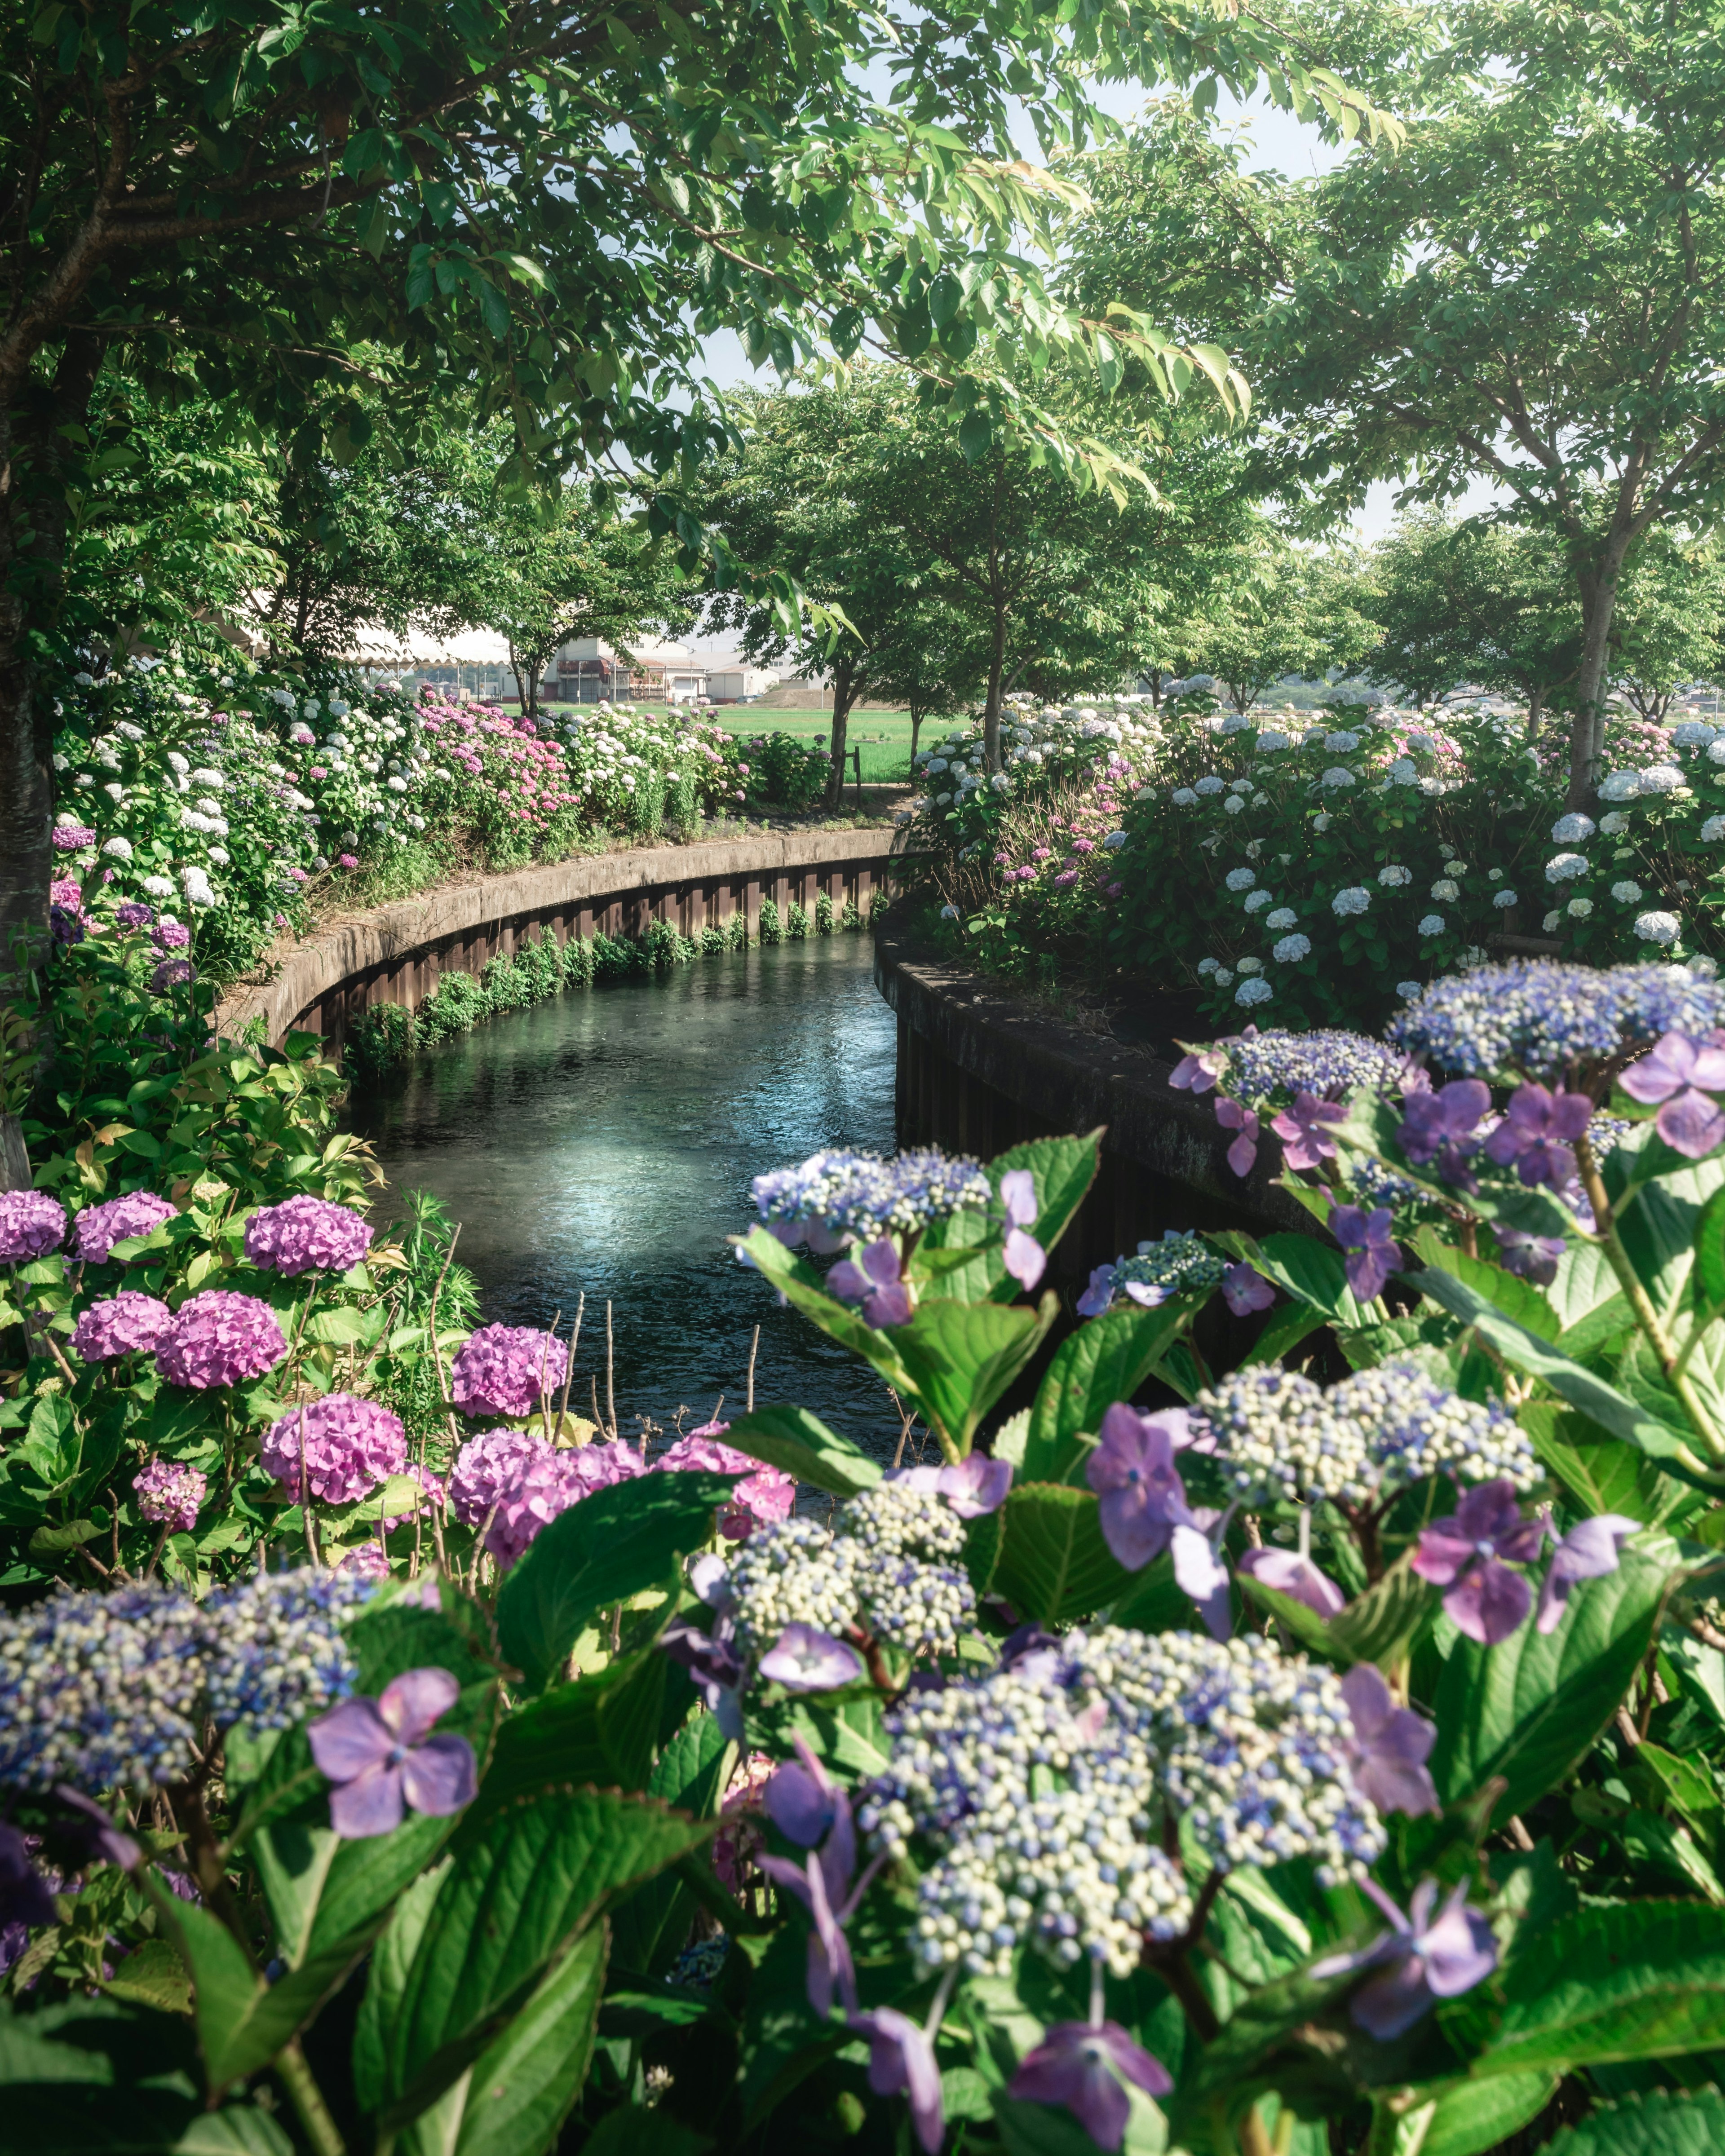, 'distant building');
705,666,779,704
550,635,707,703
